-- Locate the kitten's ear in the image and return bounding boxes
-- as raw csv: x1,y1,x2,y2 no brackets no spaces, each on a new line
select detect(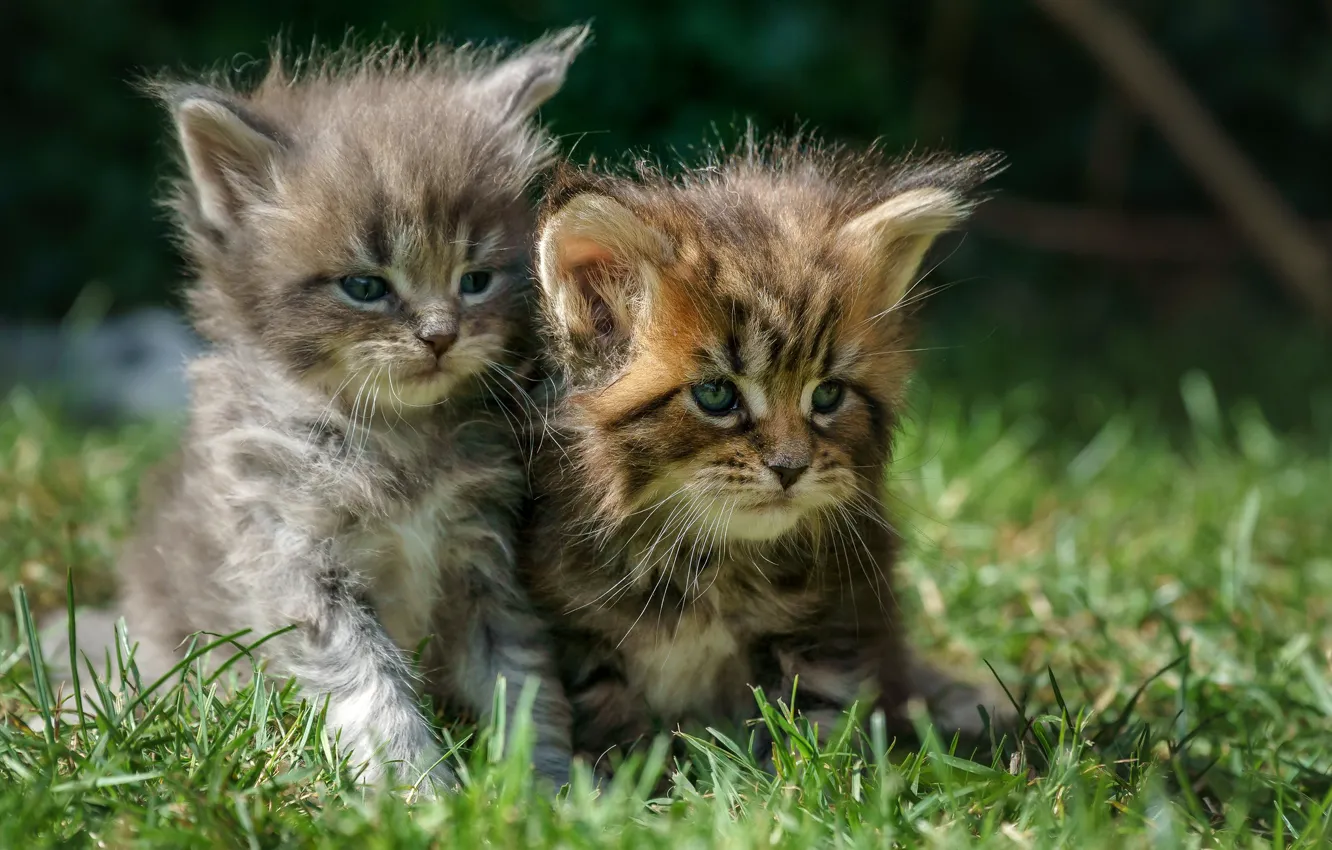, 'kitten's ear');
478,25,590,121
537,192,670,352
837,187,975,310
162,86,284,232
